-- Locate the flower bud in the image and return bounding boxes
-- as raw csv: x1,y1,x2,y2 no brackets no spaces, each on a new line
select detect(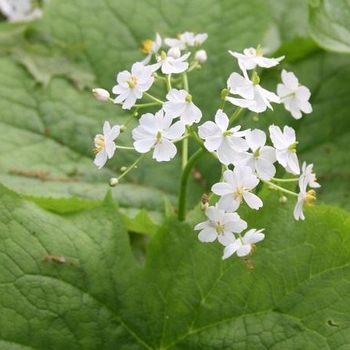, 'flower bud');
109,177,119,187
92,88,110,102
194,49,207,63
167,47,181,59
279,196,288,204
